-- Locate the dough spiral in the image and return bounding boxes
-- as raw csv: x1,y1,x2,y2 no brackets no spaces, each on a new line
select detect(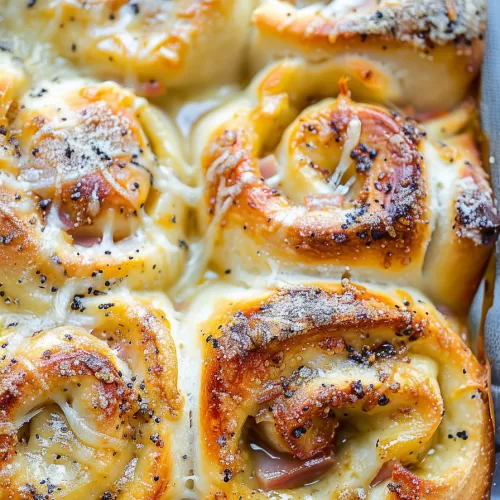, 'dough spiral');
185,280,494,499
0,292,186,499
195,61,498,312
0,55,188,313
0,0,253,95
251,0,486,111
